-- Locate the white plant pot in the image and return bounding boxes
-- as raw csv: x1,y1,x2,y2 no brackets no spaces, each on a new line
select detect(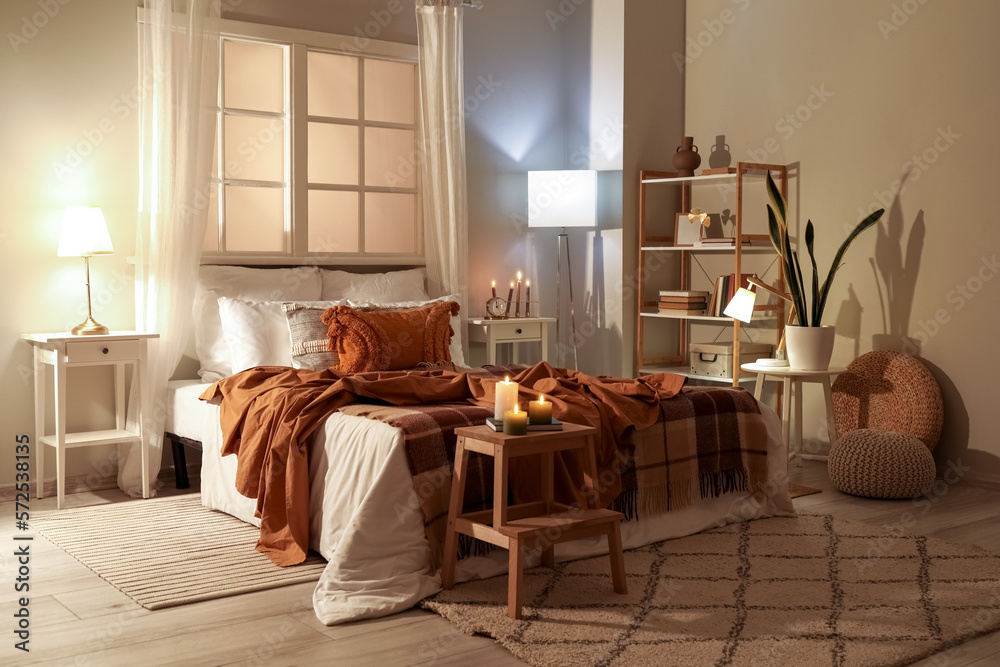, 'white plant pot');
784,325,835,371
